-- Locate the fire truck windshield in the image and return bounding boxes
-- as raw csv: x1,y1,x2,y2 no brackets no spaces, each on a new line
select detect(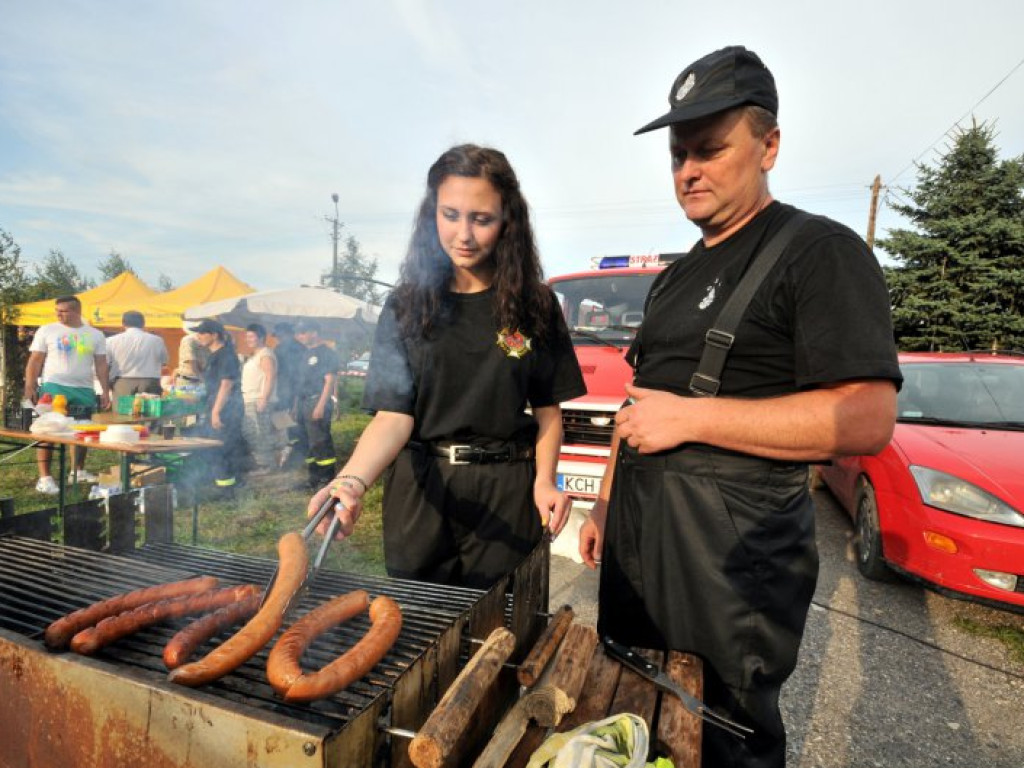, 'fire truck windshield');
550,273,659,346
